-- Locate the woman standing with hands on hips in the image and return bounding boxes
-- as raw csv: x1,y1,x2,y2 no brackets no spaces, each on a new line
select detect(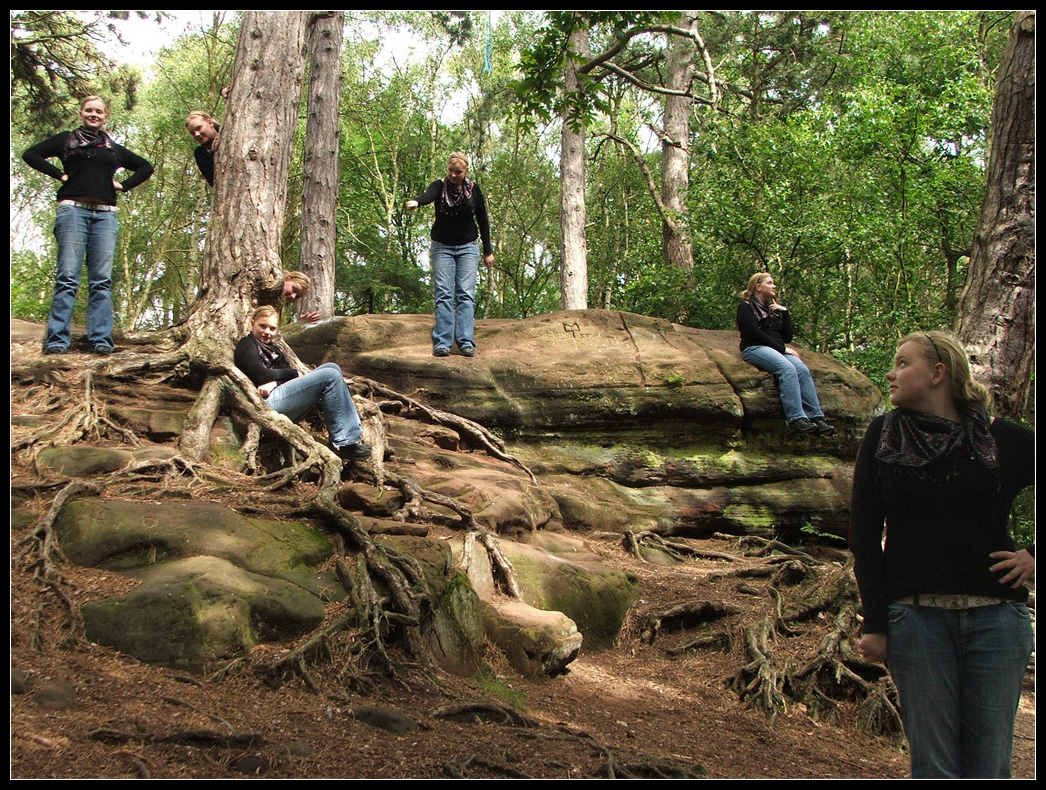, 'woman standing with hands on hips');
736,272,834,435
849,330,1034,778
406,151,494,358
23,95,154,355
